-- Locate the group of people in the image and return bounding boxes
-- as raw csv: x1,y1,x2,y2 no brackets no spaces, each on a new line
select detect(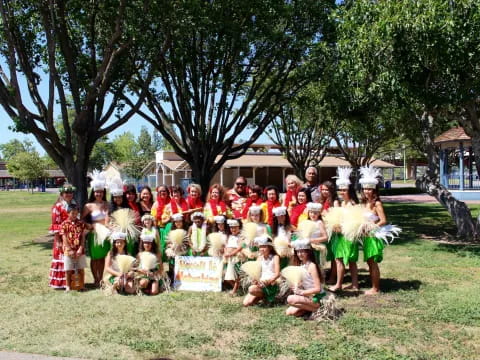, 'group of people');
48,165,397,317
